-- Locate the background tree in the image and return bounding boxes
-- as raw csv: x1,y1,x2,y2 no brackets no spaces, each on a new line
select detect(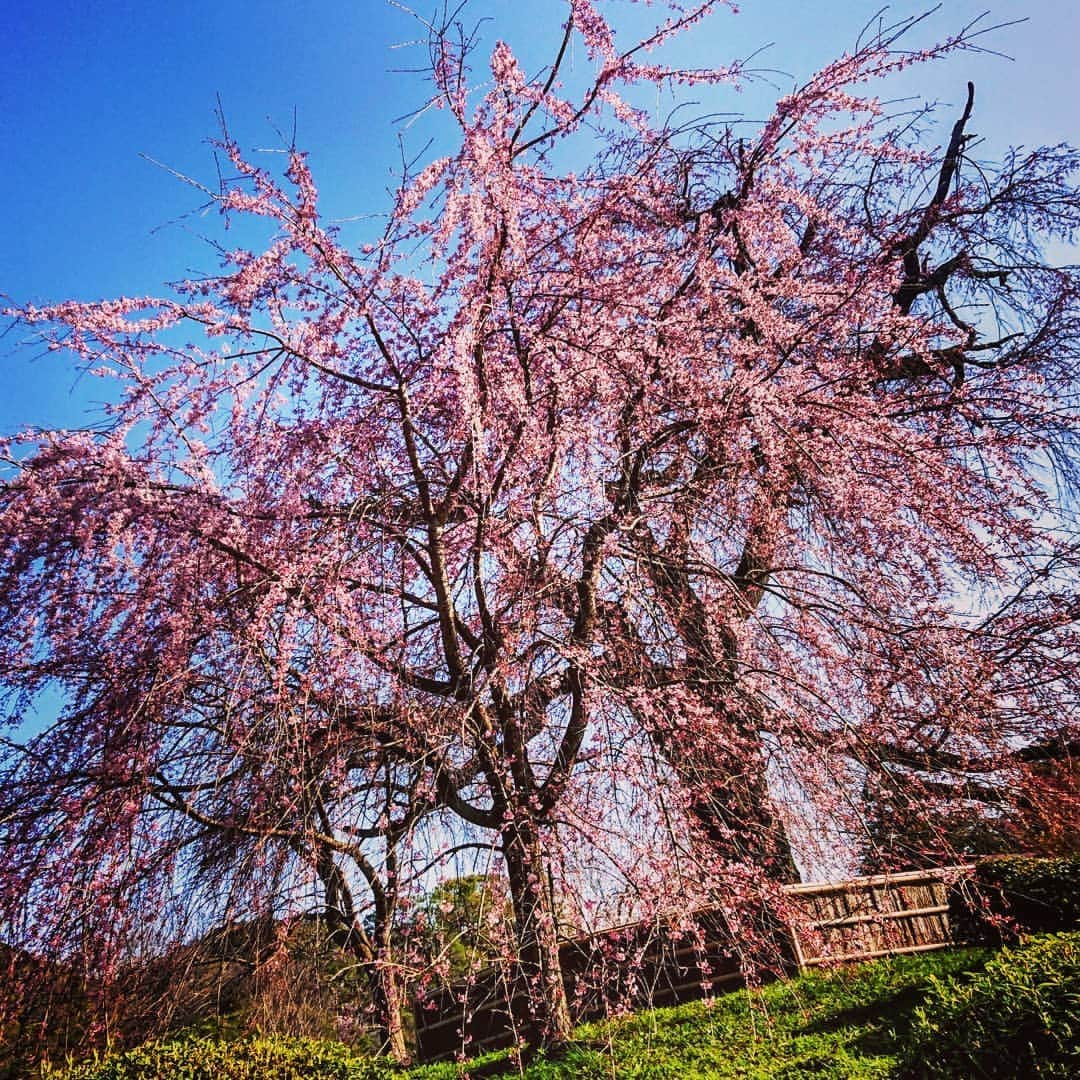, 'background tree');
418,874,514,981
